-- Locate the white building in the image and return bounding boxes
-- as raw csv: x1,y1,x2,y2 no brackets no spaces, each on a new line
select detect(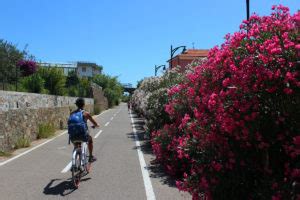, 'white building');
39,62,76,76
76,62,102,78
39,61,102,78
